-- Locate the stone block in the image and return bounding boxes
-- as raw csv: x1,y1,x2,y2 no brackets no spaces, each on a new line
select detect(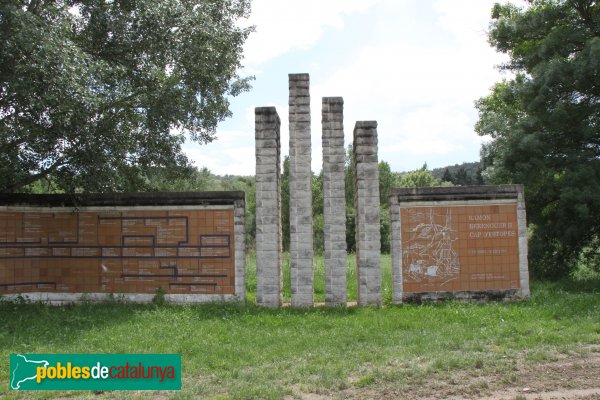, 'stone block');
353,120,381,306
289,73,314,308
255,106,282,308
